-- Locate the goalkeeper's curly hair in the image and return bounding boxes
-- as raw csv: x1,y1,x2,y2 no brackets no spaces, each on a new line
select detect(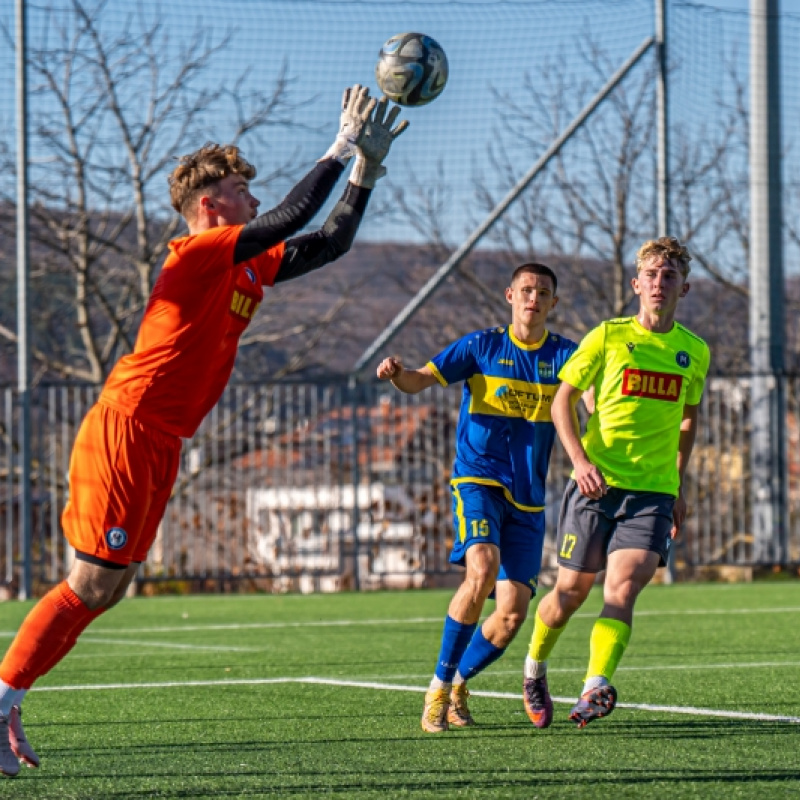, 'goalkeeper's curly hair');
635,236,692,277
168,143,256,216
